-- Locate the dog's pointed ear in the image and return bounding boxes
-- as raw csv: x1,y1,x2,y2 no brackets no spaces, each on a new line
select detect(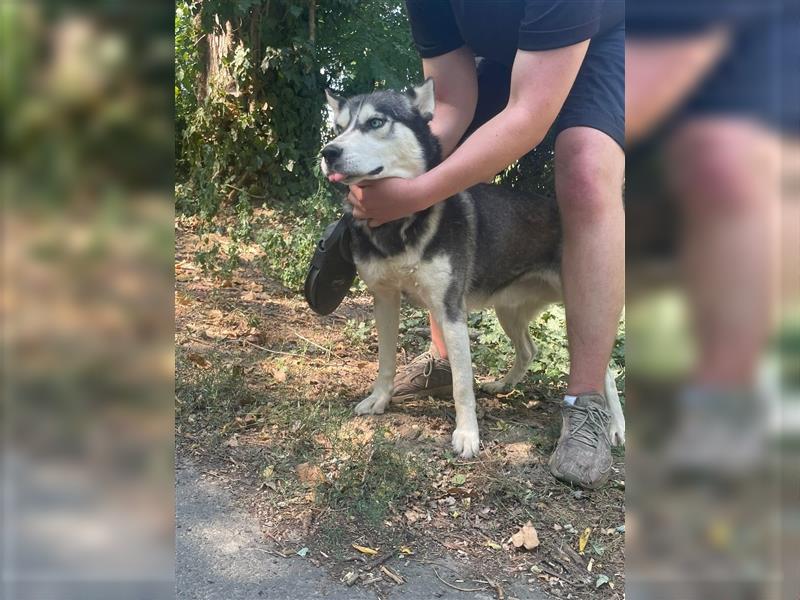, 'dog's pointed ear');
325,88,345,116
407,78,435,121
